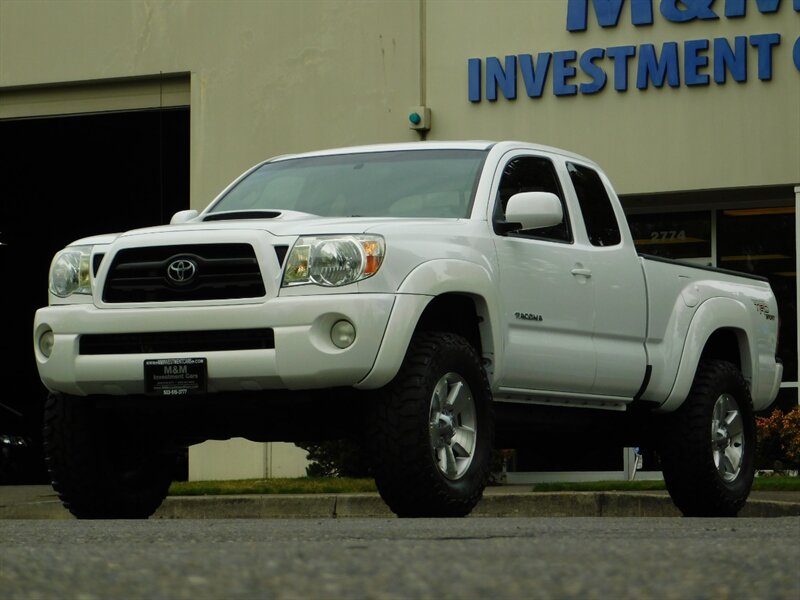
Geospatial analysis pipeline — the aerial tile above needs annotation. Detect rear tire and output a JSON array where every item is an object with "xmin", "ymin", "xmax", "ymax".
[
  {"xmin": 659, "ymin": 360, "xmax": 755, "ymax": 517},
  {"xmin": 43, "ymin": 393, "xmax": 175, "ymax": 519},
  {"xmin": 367, "ymin": 332, "xmax": 494, "ymax": 517}
]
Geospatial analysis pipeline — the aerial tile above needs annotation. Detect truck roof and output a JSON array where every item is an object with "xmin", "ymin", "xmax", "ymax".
[{"xmin": 267, "ymin": 141, "xmax": 598, "ymax": 167}]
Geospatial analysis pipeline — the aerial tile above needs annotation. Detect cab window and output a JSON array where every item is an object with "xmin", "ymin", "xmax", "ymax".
[
  {"xmin": 493, "ymin": 156, "xmax": 572, "ymax": 243},
  {"xmin": 567, "ymin": 163, "xmax": 621, "ymax": 247}
]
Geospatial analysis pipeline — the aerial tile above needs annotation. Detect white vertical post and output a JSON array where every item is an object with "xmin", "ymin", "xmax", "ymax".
[
  {"xmin": 624, "ymin": 447, "xmax": 634, "ymax": 481},
  {"xmin": 795, "ymin": 185, "xmax": 799, "ymax": 404}
]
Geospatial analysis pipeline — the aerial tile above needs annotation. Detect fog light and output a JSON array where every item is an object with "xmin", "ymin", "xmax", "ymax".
[
  {"xmin": 331, "ymin": 320, "xmax": 356, "ymax": 349},
  {"xmin": 39, "ymin": 330, "xmax": 54, "ymax": 358}
]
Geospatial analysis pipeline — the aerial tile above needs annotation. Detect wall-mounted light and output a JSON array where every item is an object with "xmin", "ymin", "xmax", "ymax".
[{"xmin": 408, "ymin": 106, "xmax": 431, "ymax": 131}]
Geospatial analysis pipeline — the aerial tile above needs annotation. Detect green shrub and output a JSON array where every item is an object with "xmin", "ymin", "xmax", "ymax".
[
  {"xmin": 295, "ymin": 439, "xmax": 372, "ymax": 478},
  {"xmin": 756, "ymin": 407, "xmax": 800, "ymax": 471}
]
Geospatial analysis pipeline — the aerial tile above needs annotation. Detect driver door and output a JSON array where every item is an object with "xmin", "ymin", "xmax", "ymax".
[{"xmin": 492, "ymin": 153, "xmax": 597, "ymax": 394}]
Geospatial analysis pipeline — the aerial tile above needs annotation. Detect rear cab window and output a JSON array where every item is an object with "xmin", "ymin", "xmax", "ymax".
[{"xmin": 566, "ymin": 162, "xmax": 621, "ymax": 247}]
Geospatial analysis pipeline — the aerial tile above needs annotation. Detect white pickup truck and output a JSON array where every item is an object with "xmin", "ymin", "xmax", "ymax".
[{"xmin": 34, "ymin": 141, "xmax": 782, "ymax": 519}]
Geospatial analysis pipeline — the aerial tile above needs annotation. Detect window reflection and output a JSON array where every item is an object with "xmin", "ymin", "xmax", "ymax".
[
  {"xmin": 718, "ymin": 207, "xmax": 796, "ymax": 383},
  {"xmin": 628, "ymin": 211, "xmax": 711, "ymax": 264}
]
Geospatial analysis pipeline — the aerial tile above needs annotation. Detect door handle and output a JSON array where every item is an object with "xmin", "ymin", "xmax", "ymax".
[{"xmin": 571, "ymin": 268, "xmax": 592, "ymax": 277}]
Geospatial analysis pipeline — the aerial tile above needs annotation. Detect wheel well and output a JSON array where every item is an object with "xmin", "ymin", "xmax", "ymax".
[
  {"xmin": 415, "ymin": 294, "xmax": 483, "ymax": 355},
  {"xmin": 700, "ymin": 328, "xmax": 743, "ymax": 371}
]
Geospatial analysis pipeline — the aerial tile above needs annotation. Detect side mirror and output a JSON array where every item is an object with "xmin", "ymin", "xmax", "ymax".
[
  {"xmin": 170, "ymin": 209, "xmax": 199, "ymax": 224},
  {"xmin": 504, "ymin": 192, "xmax": 563, "ymax": 231}
]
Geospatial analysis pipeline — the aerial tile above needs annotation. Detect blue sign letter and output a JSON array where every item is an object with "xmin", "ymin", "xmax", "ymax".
[
  {"xmin": 713, "ymin": 37, "xmax": 748, "ymax": 83},
  {"xmin": 607, "ymin": 45, "xmax": 637, "ymax": 90},
  {"xmin": 684, "ymin": 39, "xmax": 710, "ymax": 86},
  {"xmin": 553, "ymin": 51, "xmax": 579, "ymax": 96},
  {"xmin": 725, "ymin": 0, "xmax": 781, "ymax": 18},
  {"xmin": 486, "ymin": 56, "xmax": 517, "ymax": 101},
  {"xmin": 519, "ymin": 53, "xmax": 552, "ymax": 98},
  {"xmin": 468, "ymin": 58, "xmax": 482, "ymax": 102},
  {"xmin": 567, "ymin": 0, "xmax": 654, "ymax": 31},
  {"xmin": 794, "ymin": 36, "xmax": 800, "ymax": 72},
  {"xmin": 637, "ymin": 42, "xmax": 680, "ymax": 88},
  {"xmin": 749, "ymin": 33, "xmax": 781, "ymax": 80},
  {"xmin": 660, "ymin": 0, "xmax": 718, "ymax": 22},
  {"xmin": 580, "ymin": 48, "xmax": 608, "ymax": 93}
]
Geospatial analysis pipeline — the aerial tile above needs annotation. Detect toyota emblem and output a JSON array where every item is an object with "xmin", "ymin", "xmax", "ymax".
[{"xmin": 166, "ymin": 258, "xmax": 198, "ymax": 284}]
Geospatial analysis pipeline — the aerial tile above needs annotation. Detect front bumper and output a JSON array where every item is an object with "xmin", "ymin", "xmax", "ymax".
[{"xmin": 34, "ymin": 294, "xmax": 396, "ymax": 396}]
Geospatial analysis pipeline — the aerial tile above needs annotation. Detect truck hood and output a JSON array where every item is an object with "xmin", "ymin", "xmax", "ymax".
[
  {"xmin": 68, "ymin": 233, "xmax": 124, "ymax": 247},
  {"xmin": 71, "ymin": 213, "xmax": 472, "ymax": 244}
]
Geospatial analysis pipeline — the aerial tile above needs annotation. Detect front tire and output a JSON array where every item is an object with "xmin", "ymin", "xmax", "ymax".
[
  {"xmin": 43, "ymin": 393, "xmax": 176, "ymax": 519},
  {"xmin": 367, "ymin": 332, "xmax": 494, "ymax": 517},
  {"xmin": 659, "ymin": 360, "xmax": 756, "ymax": 517}
]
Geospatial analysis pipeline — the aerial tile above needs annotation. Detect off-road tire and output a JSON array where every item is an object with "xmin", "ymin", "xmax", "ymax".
[
  {"xmin": 367, "ymin": 332, "xmax": 494, "ymax": 517},
  {"xmin": 43, "ymin": 392, "xmax": 175, "ymax": 519},
  {"xmin": 659, "ymin": 360, "xmax": 756, "ymax": 517}
]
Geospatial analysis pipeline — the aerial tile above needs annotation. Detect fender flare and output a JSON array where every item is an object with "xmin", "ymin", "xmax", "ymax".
[
  {"xmin": 659, "ymin": 296, "xmax": 753, "ymax": 412},
  {"xmin": 355, "ymin": 259, "xmax": 503, "ymax": 389}
]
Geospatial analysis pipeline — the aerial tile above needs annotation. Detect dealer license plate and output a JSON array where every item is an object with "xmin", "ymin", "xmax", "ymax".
[{"xmin": 144, "ymin": 358, "xmax": 207, "ymax": 396}]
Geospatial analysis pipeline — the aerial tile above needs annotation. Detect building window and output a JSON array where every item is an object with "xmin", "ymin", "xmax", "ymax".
[
  {"xmin": 717, "ymin": 207, "xmax": 797, "ymax": 388},
  {"xmin": 628, "ymin": 211, "xmax": 711, "ymax": 264}
]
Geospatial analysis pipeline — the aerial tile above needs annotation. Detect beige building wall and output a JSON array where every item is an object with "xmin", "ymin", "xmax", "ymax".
[{"xmin": 188, "ymin": 439, "xmax": 309, "ymax": 481}]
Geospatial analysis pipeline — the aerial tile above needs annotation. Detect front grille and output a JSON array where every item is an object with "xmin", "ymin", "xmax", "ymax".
[
  {"xmin": 79, "ymin": 329, "xmax": 275, "ymax": 355},
  {"xmin": 103, "ymin": 244, "xmax": 265, "ymax": 303}
]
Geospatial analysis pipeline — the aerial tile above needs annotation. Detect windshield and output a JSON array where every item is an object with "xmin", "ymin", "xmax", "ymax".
[{"xmin": 208, "ymin": 149, "xmax": 488, "ymax": 219}]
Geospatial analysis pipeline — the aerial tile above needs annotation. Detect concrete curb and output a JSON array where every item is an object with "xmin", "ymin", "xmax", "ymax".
[
  {"xmin": 3, "ymin": 489, "xmax": 798, "ymax": 519},
  {"xmin": 154, "ymin": 494, "xmax": 398, "ymax": 519},
  {"xmin": 155, "ymin": 492, "xmax": 800, "ymax": 519}
]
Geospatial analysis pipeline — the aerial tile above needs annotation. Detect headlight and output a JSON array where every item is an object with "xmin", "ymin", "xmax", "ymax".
[
  {"xmin": 49, "ymin": 245, "xmax": 93, "ymax": 297},
  {"xmin": 283, "ymin": 235, "xmax": 385, "ymax": 287}
]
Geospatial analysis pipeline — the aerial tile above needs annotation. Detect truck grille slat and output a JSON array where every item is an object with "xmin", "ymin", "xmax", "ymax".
[{"xmin": 114, "ymin": 257, "xmax": 258, "ymax": 272}]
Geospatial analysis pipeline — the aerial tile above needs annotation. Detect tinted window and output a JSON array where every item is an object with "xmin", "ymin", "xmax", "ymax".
[
  {"xmin": 567, "ymin": 163, "xmax": 621, "ymax": 247},
  {"xmin": 718, "ymin": 207, "xmax": 796, "ymax": 382},
  {"xmin": 209, "ymin": 150, "xmax": 487, "ymax": 219},
  {"xmin": 494, "ymin": 156, "xmax": 571, "ymax": 242}
]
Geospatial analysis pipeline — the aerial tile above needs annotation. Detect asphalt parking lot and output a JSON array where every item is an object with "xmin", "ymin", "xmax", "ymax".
[{"xmin": 2, "ymin": 517, "xmax": 799, "ymax": 599}]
